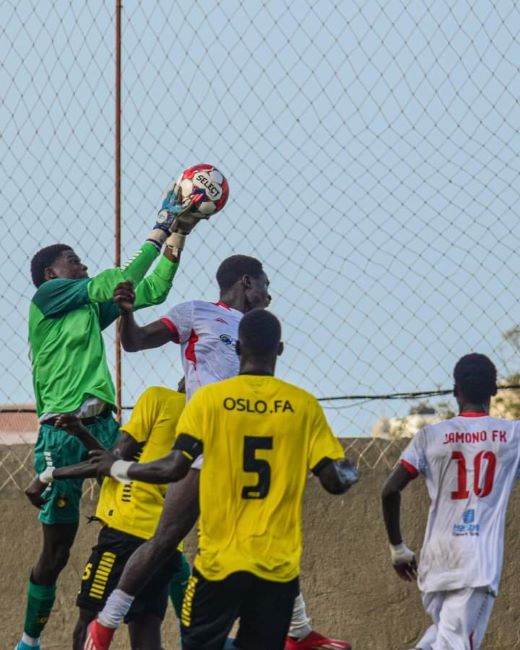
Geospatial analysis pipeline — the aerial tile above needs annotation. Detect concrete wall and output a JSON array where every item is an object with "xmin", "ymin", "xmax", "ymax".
[{"xmin": 1, "ymin": 443, "xmax": 519, "ymax": 649}]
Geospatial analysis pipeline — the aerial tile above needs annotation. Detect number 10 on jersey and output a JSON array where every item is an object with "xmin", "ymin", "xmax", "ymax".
[{"xmin": 451, "ymin": 450, "xmax": 496, "ymax": 500}]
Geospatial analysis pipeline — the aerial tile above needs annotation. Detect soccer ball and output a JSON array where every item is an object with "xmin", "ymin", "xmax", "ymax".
[{"xmin": 175, "ymin": 163, "xmax": 229, "ymax": 217}]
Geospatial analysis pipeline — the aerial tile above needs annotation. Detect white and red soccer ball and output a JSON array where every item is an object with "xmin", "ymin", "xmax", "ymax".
[{"xmin": 175, "ymin": 163, "xmax": 229, "ymax": 217}]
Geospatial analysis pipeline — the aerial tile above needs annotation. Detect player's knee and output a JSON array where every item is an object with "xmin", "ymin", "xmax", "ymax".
[{"xmin": 47, "ymin": 543, "xmax": 72, "ymax": 574}]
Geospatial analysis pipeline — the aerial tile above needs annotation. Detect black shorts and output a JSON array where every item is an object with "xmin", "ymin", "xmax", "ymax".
[
  {"xmin": 181, "ymin": 568, "xmax": 299, "ymax": 650},
  {"xmin": 76, "ymin": 526, "xmax": 181, "ymax": 623}
]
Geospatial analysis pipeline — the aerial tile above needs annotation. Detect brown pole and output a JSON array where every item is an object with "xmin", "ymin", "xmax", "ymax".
[{"xmin": 114, "ymin": 0, "xmax": 123, "ymax": 420}]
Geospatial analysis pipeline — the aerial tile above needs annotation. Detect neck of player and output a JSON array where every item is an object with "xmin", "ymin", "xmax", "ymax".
[
  {"xmin": 458, "ymin": 399, "xmax": 490, "ymax": 414},
  {"xmin": 219, "ymin": 289, "xmax": 247, "ymax": 312},
  {"xmin": 239, "ymin": 353, "xmax": 277, "ymax": 377}
]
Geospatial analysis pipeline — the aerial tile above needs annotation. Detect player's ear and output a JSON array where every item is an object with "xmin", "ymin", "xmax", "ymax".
[
  {"xmin": 235, "ymin": 341, "xmax": 241, "ymax": 357},
  {"xmin": 277, "ymin": 341, "xmax": 284, "ymax": 357},
  {"xmin": 242, "ymin": 274, "xmax": 252, "ymax": 289},
  {"xmin": 44, "ymin": 265, "xmax": 57, "ymax": 281}
]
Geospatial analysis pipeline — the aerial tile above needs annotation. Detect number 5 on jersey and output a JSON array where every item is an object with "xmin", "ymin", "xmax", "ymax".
[{"xmin": 242, "ymin": 436, "xmax": 273, "ymax": 499}]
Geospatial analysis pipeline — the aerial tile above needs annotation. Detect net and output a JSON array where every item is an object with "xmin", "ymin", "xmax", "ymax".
[{"xmin": 2, "ymin": 1, "xmax": 520, "ymax": 441}]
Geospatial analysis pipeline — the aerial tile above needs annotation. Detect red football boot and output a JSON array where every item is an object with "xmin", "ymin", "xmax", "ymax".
[
  {"xmin": 285, "ymin": 630, "xmax": 352, "ymax": 650},
  {"xmin": 83, "ymin": 619, "xmax": 115, "ymax": 650}
]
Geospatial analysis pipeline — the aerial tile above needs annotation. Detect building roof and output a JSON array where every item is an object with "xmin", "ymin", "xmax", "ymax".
[{"xmin": 0, "ymin": 404, "xmax": 38, "ymax": 444}]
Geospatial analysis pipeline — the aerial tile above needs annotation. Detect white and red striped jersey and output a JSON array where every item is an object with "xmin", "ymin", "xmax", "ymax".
[
  {"xmin": 400, "ymin": 413, "xmax": 520, "ymax": 595},
  {"xmin": 161, "ymin": 300, "xmax": 242, "ymax": 400}
]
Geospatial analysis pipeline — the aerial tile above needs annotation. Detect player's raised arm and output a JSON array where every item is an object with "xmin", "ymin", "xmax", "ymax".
[
  {"xmin": 381, "ymin": 465, "xmax": 417, "ymax": 581},
  {"xmin": 88, "ymin": 185, "xmax": 196, "ymax": 308},
  {"xmin": 113, "ymin": 281, "xmax": 173, "ymax": 351},
  {"xmin": 30, "ymin": 185, "xmax": 193, "ymax": 326},
  {"xmin": 124, "ymin": 167, "xmax": 229, "ymax": 313}
]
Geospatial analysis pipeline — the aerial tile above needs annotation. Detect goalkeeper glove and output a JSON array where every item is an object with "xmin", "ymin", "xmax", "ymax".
[
  {"xmin": 147, "ymin": 185, "xmax": 193, "ymax": 250},
  {"xmin": 161, "ymin": 182, "xmax": 211, "ymax": 253}
]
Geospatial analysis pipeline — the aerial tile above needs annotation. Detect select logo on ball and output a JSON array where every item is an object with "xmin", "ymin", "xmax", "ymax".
[{"xmin": 193, "ymin": 171, "xmax": 223, "ymax": 200}]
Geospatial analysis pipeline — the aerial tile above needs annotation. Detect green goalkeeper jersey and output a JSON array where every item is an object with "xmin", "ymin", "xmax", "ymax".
[{"xmin": 29, "ymin": 243, "xmax": 177, "ymax": 417}]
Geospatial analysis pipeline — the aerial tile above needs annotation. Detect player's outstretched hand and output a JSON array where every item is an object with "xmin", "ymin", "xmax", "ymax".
[
  {"xmin": 155, "ymin": 184, "xmax": 195, "ymax": 235},
  {"xmin": 113, "ymin": 281, "xmax": 135, "ymax": 314},
  {"xmin": 390, "ymin": 542, "xmax": 417, "ymax": 581},
  {"xmin": 55, "ymin": 414, "xmax": 90, "ymax": 438},
  {"xmin": 25, "ymin": 475, "xmax": 52, "ymax": 509},
  {"xmin": 88, "ymin": 449, "xmax": 118, "ymax": 478}
]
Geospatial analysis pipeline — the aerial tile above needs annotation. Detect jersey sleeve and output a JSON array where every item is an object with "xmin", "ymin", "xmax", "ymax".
[
  {"xmin": 86, "ymin": 242, "xmax": 160, "ymax": 303},
  {"xmin": 132, "ymin": 256, "xmax": 179, "ymax": 311},
  {"xmin": 120, "ymin": 387, "xmax": 160, "ymax": 444},
  {"xmin": 96, "ymin": 256, "xmax": 180, "ymax": 330},
  {"xmin": 308, "ymin": 399, "xmax": 345, "ymax": 471},
  {"xmin": 161, "ymin": 301, "xmax": 195, "ymax": 344},
  {"xmin": 399, "ymin": 427, "xmax": 427, "ymax": 477}
]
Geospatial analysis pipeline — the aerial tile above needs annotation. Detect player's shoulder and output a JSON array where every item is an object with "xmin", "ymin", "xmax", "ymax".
[
  {"xmin": 31, "ymin": 277, "xmax": 90, "ymax": 316},
  {"xmin": 191, "ymin": 300, "xmax": 241, "ymax": 317},
  {"xmin": 421, "ymin": 414, "xmax": 520, "ymax": 438},
  {"xmin": 267, "ymin": 376, "xmax": 320, "ymax": 407},
  {"xmin": 166, "ymin": 299, "xmax": 224, "ymax": 316},
  {"xmin": 32, "ymin": 277, "xmax": 84, "ymax": 301},
  {"xmin": 139, "ymin": 385, "xmax": 184, "ymax": 404}
]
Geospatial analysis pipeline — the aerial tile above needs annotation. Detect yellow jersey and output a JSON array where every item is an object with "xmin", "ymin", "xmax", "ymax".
[
  {"xmin": 175, "ymin": 374, "xmax": 345, "ymax": 582},
  {"xmin": 96, "ymin": 386, "xmax": 185, "ymax": 540}
]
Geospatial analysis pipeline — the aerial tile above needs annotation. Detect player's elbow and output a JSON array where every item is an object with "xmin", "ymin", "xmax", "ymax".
[
  {"xmin": 318, "ymin": 471, "xmax": 352, "ymax": 495},
  {"xmin": 317, "ymin": 458, "xmax": 359, "ymax": 495},
  {"xmin": 381, "ymin": 478, "xmax": 399, "ymax": 502},
  {"xmin": 121, "ymin": 338, "xmax": 140, "ymax": 352},
  {"xmin": 323, "ymin": 478, "xmax": 350, "ymax": 495},
  {"xmin": 156, "ymin": 460, "xmax": 190, "ymax": 484}
]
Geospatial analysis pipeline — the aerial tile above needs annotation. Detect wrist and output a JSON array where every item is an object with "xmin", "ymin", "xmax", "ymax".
[
  {"xmin": 110, "ymin": 460, "xmax": 133, "ymax": 484},
  {"xmin": 146, "ymin": 229, "xmax": 168, "ymax": 251},
  {"xmin": 390, "ymin": 541, "xmax": 414, "ymax": 564},
  {"xmin": 165, "ymin": 231, "xmax": 186, "ymax": 256},
  {"xmin": 39, "ymin": 467, "xmax": 55, "ymax": 484}
]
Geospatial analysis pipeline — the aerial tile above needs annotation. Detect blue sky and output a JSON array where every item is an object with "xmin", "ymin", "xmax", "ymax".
[{"xmin": 1, "ymin": 1, "xmax": 520, "ymax": 435}]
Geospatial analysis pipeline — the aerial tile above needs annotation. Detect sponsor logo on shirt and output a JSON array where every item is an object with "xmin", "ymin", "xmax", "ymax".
[{"xmin": 453, "ymin": 509, "xmax": 480, "ymax": 536}]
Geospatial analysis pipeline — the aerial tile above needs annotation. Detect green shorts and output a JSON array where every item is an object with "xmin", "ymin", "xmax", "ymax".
[{"xmin": 34, "ymin": 413, "xmax": 120, "ymax": 525}]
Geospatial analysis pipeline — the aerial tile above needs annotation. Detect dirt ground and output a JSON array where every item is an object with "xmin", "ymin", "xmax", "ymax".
[{"xmin": 1, "ymin": 445, "xmax": 520, "ymax": 649}]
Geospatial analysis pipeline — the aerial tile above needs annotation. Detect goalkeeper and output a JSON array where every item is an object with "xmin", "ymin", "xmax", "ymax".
[{"xmin": 15, "ymin": 185, "xmax": 201, "ymax": 650}]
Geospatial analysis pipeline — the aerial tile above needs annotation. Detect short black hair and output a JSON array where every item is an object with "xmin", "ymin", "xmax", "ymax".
[
  {"xmin": 239, "ymin": 309, "xmax": 281, "ymax": 356},
  {"xmin": 216, "ymin": 255, "xmax": 264, "ymax": 291},
  {"xmin": 31, "ymin": 244, "xmax": 73, "ymax": 288},
  {"xmin": 453, "ymin": 353, "xmax": 497, "ymax": 403}
]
